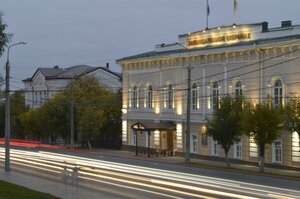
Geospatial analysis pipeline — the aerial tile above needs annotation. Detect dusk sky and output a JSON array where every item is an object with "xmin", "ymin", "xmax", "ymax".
[{"xmin": 1, "ymin": 0, "xmax": 300, "ymax": 90}]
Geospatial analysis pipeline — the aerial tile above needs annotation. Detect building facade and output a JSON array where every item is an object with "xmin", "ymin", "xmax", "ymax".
[
  {"xmin": 117, "ymin": 21, "xmax": 300, "ymax": 168},
  {"xmin": 23, "ymin": 64, "xmax": 122, "ymax": 109}
]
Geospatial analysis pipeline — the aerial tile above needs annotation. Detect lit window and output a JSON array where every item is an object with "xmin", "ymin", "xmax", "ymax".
[
  {"xmin": 249, "ymin": 136, "xmax": 258, "ymax": 157},
  {"xmin": 274, "ymin": 80, "xmax": 282, "ymax": 107},
  {"xmin": 192, "ymin": 83, "xmax": 198, "ymax": 111},
  {"xmin": 292, "ymin": 132, "xmax": 300, "ymax": 162}
]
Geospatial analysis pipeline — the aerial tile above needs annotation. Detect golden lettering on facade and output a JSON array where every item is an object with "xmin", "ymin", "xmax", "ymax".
[{"xmin": 188, "ymin": 32, "xmax": 251, "ymax": 47}]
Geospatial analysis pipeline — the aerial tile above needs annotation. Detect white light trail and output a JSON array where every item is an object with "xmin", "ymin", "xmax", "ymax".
[{"xmin": 1, "ymin": 147, "xmax": 299, "ymax": 199}]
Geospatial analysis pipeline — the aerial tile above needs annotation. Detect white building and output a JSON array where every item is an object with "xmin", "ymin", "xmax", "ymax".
[
  {"xmin": 117, "ymin": 21, "xmax": 300, "ymax": 168},
  {"xmin": 23, "ymin": 64, "xmax": 121, "ymax": 108}
]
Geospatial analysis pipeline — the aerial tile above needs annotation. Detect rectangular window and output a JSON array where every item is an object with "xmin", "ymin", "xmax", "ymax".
[
  {"xmin": 272, "ymin": 140, "xmax": 282, "ymax": 163},
  {"xmin": 122, "ymin": 120, "xmax": 127, "ymax": 142},
  {"xmin": 192, "ymin": 88, "xmax": 198, "ymax": 111},
  {"xmin": 201, "ymin": 132, "xmax": 208, "ymax": 146},
  {"xmin": 292, "ymin": 132, "xmax": 300, "ymax": 162},
  {"xmin": 154, "ymin": 130, "xmax": 160, "ymax": 146},
  {"xmin": 249, "ymin": 136, "xmax": 258, "ymax": 157},
  {"xmin": 211, "ymin": 138, "xmax": 218, "ymax": 156},
  {"xmin": 176, "ymin": 124, "xmax": 183, "ymax": 148},
  {"xmin": 191, "ymin": 135, "xmax": 198, "ymax": 153},
  {"xmin": 234, "ymin": 138, "xmax": 242, "ymax": 159},
  {"xmin": 132, "ymin": 131, "xmax": 137, "ymax": 145}
]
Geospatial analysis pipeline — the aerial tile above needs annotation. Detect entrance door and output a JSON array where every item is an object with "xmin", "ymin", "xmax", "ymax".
[{"xmin": 167, "ymin": 131, "xmax": 174, "ymax": 151}]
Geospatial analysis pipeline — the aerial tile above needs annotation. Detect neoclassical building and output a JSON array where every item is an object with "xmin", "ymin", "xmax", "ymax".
[
  {"xmin": 23, "ymin": 64, "xmax": 122, "ymax": 109},
  {"xmin": 117, "ymin": 21, "xmax": 300, "ymax": 167}
]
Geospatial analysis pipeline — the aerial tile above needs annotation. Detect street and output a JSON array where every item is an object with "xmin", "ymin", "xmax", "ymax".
[{"xmin": 0, "ymin": 147, "xmax": 300, "ymax": 199}]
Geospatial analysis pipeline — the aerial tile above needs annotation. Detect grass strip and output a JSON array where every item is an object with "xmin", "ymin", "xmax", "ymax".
[{"xmin": 0, "ymin": 180, "xmax": 60, "ymax": 199}]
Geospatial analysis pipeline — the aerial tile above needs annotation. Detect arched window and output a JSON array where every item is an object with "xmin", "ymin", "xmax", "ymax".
[
  {"xmin": 131, "ymin": 85, "xmax": 138, "ymax": 109},
  {"xmin": 167, "ymin": 83, "xmax": 174, "ymax": 109},
  {"xmin": 192, "ymin": 83, "xmax": 198, "ymax": 110},
  {"xmin": 146, "ymin": 85, "xmax": 153, "ymax": 109},
  {"xmin": 235, "ymin": 81, "xmax": 242, "ymax": 96},
  {"xmin": 212, "ymin": 82, "xmax": 219, "ymax": 109},
  {"xmin": 274, "ymin": 79, "xmax": 282, "ymax": 107}
]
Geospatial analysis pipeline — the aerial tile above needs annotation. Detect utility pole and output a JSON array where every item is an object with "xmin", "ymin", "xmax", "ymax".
[
  {"xmin": 5, "ymin": 53, "xmax": 11, "ymax": 172},
  {"xmin": 176, "ymin": 42, "xmax": 191, "ymax": 163},
  {"xmin": 5, "ymin": 41, "xmax": 26, "ymax": 172},
  {"xmin": 70, "ymin": 83, "xmax": 75, "ymax": 149},
  {"xmin": 185, "ymin": 58, "xmax": 191, "ymax": 163}
]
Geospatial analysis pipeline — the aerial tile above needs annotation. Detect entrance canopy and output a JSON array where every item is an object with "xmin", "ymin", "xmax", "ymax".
[{"xmin": 131, "ymin": 121, "xmax": 176, "ymax": 131}]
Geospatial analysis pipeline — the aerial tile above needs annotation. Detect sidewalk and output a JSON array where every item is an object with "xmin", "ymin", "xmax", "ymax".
[{"xmin": 68, "ymin": 148, "xmax": 300, "ymax": 180}]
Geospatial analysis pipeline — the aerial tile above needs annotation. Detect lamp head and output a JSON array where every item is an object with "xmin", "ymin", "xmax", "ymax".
[{"xmin": 19, "ymin": 41, "xmax": 27, "ymax": 45}]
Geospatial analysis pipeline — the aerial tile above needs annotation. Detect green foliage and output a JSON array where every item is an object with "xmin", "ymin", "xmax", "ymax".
[
  {"xmin": 284, "ymin": 97, "xmax": 300, "ymax": 142},
  {"xmin": 0, "ymin": 92, "xmax": 27, "ymax": 138},
  {"xmin": 71, "ymin": 76, "xmax": 121, "ymax": 144},
  {"xmin": 0, "ymin": 12, "xmax": 12, "ymax": 56},
  {"xmin": 206, "ymin": 95, "xmax": 243, "ymax": 167},
  {"xmin": 242, "ymin": 100, "xmax": 283, "ymax": 146},
  {"xmin": 19, "ymin": 76, "xmax": 122, "ymax": 148},
  {"xmin": 241, "ymin": 99, "xmax": 283, "ymax": 173}
]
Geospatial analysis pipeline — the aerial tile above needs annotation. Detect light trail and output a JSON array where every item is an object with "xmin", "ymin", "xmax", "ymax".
[{"xmin": 0, "ymin": 148, "xmax": 299, "ymax": 199}]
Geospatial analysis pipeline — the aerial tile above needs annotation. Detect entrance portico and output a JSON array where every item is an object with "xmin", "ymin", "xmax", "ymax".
[{"xmin": 131, "ymin": 121, "xmax": 176, "ymax": 157}]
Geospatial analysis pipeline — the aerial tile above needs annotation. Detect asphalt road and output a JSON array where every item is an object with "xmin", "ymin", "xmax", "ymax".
[{"xmin": 1, "ymin": 147, "xmax": 300, "ymax": 199}]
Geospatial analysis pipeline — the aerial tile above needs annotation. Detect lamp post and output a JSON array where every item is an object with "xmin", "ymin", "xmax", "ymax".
[
  {"xmin": 5, "ymin": 41, "xmax": 26, "ymax": 172},
  {"xmin": 176, "ymin": 42, "xmax": 191, "ymax": 163}
]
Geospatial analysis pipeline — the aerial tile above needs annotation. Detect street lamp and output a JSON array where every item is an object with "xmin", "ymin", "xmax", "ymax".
[
  {"xmin": 176, "ymin": 42, "xmax": 191, "ymax": 163},
  {"xmin": 5, "ymin": 41, "xmax": 26, "ymax": 172}
]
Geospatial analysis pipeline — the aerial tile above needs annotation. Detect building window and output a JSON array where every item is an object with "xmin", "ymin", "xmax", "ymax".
[
  {"xmin": 235, "ymin": 81, "xmax": 242, "ymax": 96},
  {"xmin": 176, "ymin": 123, "xmax": 183, "ymax": 149},
  {"xmin": 122, "ymin": 120, "xmax": 127, "ymax": 142},
  {"xmin": 234, "ymin": 137, "xmax": 242, "ymax": 159},
  {"xmin": 191, "ymin": 135, "xmax": 198, "ymax": 153},
  {"xmin": 166, "ymin": 83, "xmax": 174, "ymax": 110},
  {"xmin": 35, "ymin": 92, "xmax": 38, "ymax": 106},
  {"xmin": 211, "ymin": 138, "xmax": 218, "ymax": 156},
  {"xmin": 272, "ymin": 140, "xmax": 282, "ymax": 163},
  {"xmin": 249, "ymin": 136, "xmax": 258, "ymax": 157},
  {"xmin": 212, "ymin": 82, "xmax": 219, "ymax": 109},
  {"xmin": 131, "ymin": 86, "xmax": 138, "ymax": 109},
  {"xmin": 146, "ymin": 85, "xmax": 153, "ymax": 109},
  {"xmin": 192, "ymin": 83, "xmax": 198, "ymax": 111},
  {"xmin": 201, "ymin": 132, "xmax": 207, "ymax": 146},
  {"xmin": 132, "ymin": 131, "xmax": 137, "ymax": 145},
  {"xmin": 292, "ymin": 132, "xmax": 300, "ymax": 162},
  {"xmin": 274, "ymin": 79, "xmax": 282, "ymax": 107}
]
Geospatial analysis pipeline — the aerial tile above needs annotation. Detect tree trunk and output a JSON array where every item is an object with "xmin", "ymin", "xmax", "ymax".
[
  {"xmin": 87, "ymin": 139, "xmax": 92, "ymax": 150},
  {"xmin": 225, "ymin": 152, "xmax": 230, "ymax": 168},
  {"xmin": 259, "ymin": 144, "xmax": 265, "ymax": 173}
]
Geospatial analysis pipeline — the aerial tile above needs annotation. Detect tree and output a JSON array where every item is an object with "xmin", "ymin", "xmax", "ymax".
[
  {"xmin": 70, "ymin": 76, "xmax": 121, "ymax": 148},
  {"xmin": 284, "ymin": 97, "xmax": 300, "ymax": 147},
  {"xmin": 242, "ymin": 99, "xmax": 283, "ymax": 173},
  {"xmin": 0, "ymin": 91, "xmax": 27, "ymax": 138},
  {"xmin": 0, "ymin": 12, "xmax": 11, "ymax": 56},
  {"xmin": 207, "ymin": 95, "xmax": 243, "ymax": 168}
]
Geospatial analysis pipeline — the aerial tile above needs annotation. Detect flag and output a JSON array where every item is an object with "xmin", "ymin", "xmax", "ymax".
[
  {"xmin": 234, "ymin": 0, "xmax": 238, "ymax": 16},
  {"xmin": 207, "ymin": 4, "xmax": 210, "ymax": 16}
]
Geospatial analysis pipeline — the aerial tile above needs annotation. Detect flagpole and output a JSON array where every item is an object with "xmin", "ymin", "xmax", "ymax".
[
  {"xmin": 233, "ymin": 0, "xmax": 237, "ymax": 25},
  {"xmin": 206, "ymin": 0, "xmax": 209, "ymax": 29}
]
